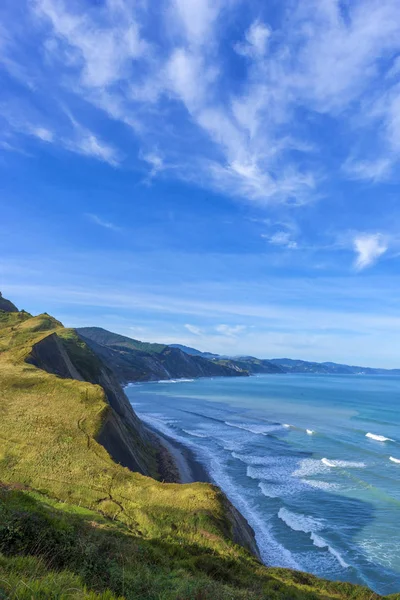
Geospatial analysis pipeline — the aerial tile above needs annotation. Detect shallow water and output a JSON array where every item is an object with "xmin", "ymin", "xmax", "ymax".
[{"xmin": 126, "ymin": 374, "xmax": 400, "ymax": 595}]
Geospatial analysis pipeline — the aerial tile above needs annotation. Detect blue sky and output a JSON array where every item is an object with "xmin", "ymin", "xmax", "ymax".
[{"xmin": 1, "ymin": 0, "xmax": 400, "ymax": 367}]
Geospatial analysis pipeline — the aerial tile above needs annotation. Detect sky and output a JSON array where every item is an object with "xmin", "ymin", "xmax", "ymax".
[{"xmin": 1, "ymin": 0, "xmax": 400, "ymax": 367}]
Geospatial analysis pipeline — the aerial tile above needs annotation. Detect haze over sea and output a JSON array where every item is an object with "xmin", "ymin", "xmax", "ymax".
[{"xmin": 126, "ymin": 374, "xmax": 400, "ymax": 596}]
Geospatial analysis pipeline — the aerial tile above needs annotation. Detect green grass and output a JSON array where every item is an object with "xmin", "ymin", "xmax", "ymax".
[
  {"xmin": 76, "ymin": 327, "xmax": 167, "ymax": 354},
  {"xmin": 0, "ymin": 306, "xmax": 396, "ymax": 599}
]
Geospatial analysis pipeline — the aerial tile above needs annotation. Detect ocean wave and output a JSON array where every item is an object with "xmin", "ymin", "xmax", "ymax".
[
  {"xmin": 139, "ymin": 412, "xmax": 300, "ymax": 570},
  {"xmin": 182, "ymin": 429, "xmax": 208, "ymax": 438},
  {"xmin": 389, "ymin": 456, "xmax": 400, "ymax": 464},
  {"xmin": 159, "ymin": 378, "xmax": 195, "ymax": 383},
  {"xmin": 232, "ymin": 452, "xmax": 277, "ymax": 466},
  {"xmin": 278, "ymin": 507, "xmax": 324, "ymax": 534},
  {"xmin": 292, "ymin": 458, "xmax": 331, "ymax": 477},
  {"xmin": 225, "ymin": 421, "xmax": 283, "ymax": 435},
  {"xmin": 278, "ymin": 509, "xmax": 349, "ymax": 570},
  {"xmin": 310, "ymin": 533, "xmax": 349, "ymax": 569},
  {"xmin": 283, "ymin": 423, "xmax": 292, "ymax": 428},
  {"xmin": 366, "ymin": 432, "xmax": 394, "ymax": 442},
  {"xmin": 321, "ymin": 458, "xmax": 366, "ymax": 468},
  {"xmin": 144, "ymin": 413, "xmax": 179, "ymax": 424},
  {"xmin": 306, "ymin": 429, "xmax": 315, "ymax": 435},
  {"xmin": 301, "ymin": 479, "xmax": 340, "ymax": 491}
]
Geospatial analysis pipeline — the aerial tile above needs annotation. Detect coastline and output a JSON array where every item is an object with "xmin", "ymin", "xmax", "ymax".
[
  {"xmin": 146, "ymin": 423, "xmax": 210, "ymax": 483},
  {"xmin": 145, "ymin": 422, "xmax": 262, "ymax": 560}
]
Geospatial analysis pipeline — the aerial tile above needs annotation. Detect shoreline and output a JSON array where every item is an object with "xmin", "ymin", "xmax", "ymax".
[
  {"xmin": 146, "ymin": 423, "xmax": 210, "ymax": 484},
  {"xmin": 146, "ymin": 422, "xmax": 261, "ymax": 560}
]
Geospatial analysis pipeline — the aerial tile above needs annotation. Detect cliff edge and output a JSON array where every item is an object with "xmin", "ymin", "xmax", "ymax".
[{"xmin": 0, "ymin": 295, "xmax": 386, "ymax": 600}]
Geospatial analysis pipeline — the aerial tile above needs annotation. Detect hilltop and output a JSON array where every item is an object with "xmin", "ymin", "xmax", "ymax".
[{"xmin": 0, "ymin": 294, "xmax": 395, "ymax": 599}]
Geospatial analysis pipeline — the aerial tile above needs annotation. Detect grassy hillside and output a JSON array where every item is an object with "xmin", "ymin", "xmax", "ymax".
[
  {"xmin": 77, "ymin": 326, "xmax": 168, "ymax": 355},
  {"xmin": 0, "ymin": 298, "xmax": 394, "ymax": 599}
]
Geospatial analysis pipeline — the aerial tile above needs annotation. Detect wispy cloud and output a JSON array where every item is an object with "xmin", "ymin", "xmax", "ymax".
[
  {"xmin": 262, "ymin": 231, "xmax": 298, "ymax": 250},
  {"xmin": 215, "ymin": 324, "xmax": 247, "ymax": 337},
  {"xmin": 65, "ymin": 126, "xmax": 120, "ymax": 166},
  {"xmin": 353, "ymin": 233, "xmax": 388, "ymax": 270},
  {"xmin": 86, "ymin": 213, "xmax": 121, "ymax": 232},
  {"xmin": 343, "ymin": 157, "xmax": 393, "ymax": 182},
  {"xmin": 140, "ymin": 150, "xmax": 165, "ymax": 179},
  {"xmin": 0, "ymin": 106, "xmax": 119, "ymax": 165},
  {"xmin": 2, "ymin": 0, "xmax": 400, "ymax": 248},
  {"xmin": 184, "ymin": 323, "xmax": 203, "ymax": 336}
]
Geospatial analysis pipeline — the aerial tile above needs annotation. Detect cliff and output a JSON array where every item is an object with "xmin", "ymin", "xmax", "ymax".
[{"xmin": 0, "ymin": 295, "xmax": 387, "ymax": 600}]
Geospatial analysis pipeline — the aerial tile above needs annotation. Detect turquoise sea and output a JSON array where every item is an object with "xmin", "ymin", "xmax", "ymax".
[{"xmin": 126, "ymin": 374, "xmax": 400, "ymax": 595}]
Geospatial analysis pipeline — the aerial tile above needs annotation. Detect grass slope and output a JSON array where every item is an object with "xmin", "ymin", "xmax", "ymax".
[{"xmin": 0, "ymin": 303, "xmax": 395, "ymax": 599}]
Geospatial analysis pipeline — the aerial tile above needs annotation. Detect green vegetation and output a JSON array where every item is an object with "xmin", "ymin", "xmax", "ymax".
[
  {"xmin": 0, "ymin": 300, "xmax": 395, "ymax": 599},
  {"xmin": 77, "ymin": 327, "xmax": 168, "ymax": 355}
]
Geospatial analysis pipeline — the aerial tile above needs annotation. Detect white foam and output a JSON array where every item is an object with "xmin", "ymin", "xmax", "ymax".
[
  {"xmin": 306, "ymin": 429, "xmax": 314, "ymax": 435},
  {"xmin": 310, "ymin": 533, "xmax": 349, "ymax": 569},
  {"xmin": 283, "ymin": 424, "xmax": 292, "ymax": 428},
  {"xmin": 292, "ymin": 459, "xmax": 331, "ymax": 478},
  {"xmin": 366, "ymin": 432, "xmax": 394, "ymax": 442},
  {"xmin": 321, "ymin": 458, "xmax": 366, "ymax": 468},
  {"xmin": 182, "ymin": 429, "xmax": 208, "ymax": 439},
  {"xmin": 160, "ymin": 378, "xmax": 195, "ymax": 383},
  {"xmin": 279, "ymin": 509, "xmax": 349, "ymax": 571},
  {"xmin": 232, "ymin": 452, "xmax": 277, "ymax": 466},
  {"xmin": 278, "ymin": 508, "xmax": 324, "ymax": 534},
  {"xmin": 301, "ymin": 479, "xmax": 340, "ymax": 491},
  {"xmin": 225, "ymin": 421, "xmax": 283, "ymax": 435},
  {"xmin": 389, "ymin": 456, "xmax": 400, "ymax": 464},
  {"xmin": 138, "ymin": 412, "xmax": 300, "ymax": 570}
]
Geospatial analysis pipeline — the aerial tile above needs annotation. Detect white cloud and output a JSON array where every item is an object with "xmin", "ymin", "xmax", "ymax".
[
  {"xmin": 353, "ymin": 233, "xmax": 388, "ymax": 270},
  {"xmin": 215, "ymin": 324, "xmax": 246, "ymax": 337},
  {"xmin": 262, "ymin": 231, "xmax": 298, "ymax": 249},
  {"xmin": 235, "ymin": 20, "xmax": 271, "ymax": 58},
  {"xmin": 4, "ymin": 0, "xmax": 400, "ymax": 205},
  {"xmin": 343, "ymin": 157, "xmax": 393, "ymax": 182},
  {"xmin": 170, "ymin": 0, "xmax": 222, "ymax": 46},
  {"xmin": 86, "ymin": 213, "xmax": 120, "ymax": 231},
  {"xmin": 35, "ymin": 0, "xmax": 147, "ymax": 88},
  {"xmin": 31, "ymin": 127, "xmax": 54, "ymax": 142},
  {"xmin": 140, "ymin": 150, "xmax": 164, "ymax": 178},
  {"xmin": 184, "ymin": 323, "xmax": 203, "ymax": 335},
  {"xmin": 65, "ymin": 127, "xmax": 120, "ymax": 166}
]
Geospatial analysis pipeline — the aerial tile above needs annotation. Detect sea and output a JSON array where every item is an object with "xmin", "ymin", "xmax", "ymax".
[{"xmin": 125, "ymin": 374, "xmax": 400, "ymax": 596}]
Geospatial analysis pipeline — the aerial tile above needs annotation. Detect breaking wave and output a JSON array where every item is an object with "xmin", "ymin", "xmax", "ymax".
[
  {"xmin": 225, "ymin": 421, "xmax": 283, "ymax": 435},
  {"xmin": 321, "ymin": 458, "xmax": 366, "ymax": 468},
  {"xmin": 310, "ymin": 533, "xmax": 350, "ymax": 569},
  {"xmin": 278, "ymin": 508, "xmax": 349, "ymax": 570},
  {"xmin": 366, "ymin": 432, "xmax": 394, "ymax": 442}
]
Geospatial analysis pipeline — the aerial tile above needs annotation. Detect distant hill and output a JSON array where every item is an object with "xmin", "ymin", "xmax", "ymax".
[
  {"xmin": 169, "ymin": 343, "xmax": 219, "ymax": 358},
  {"xmin": 77, "ymin": 327, "xmax": 249, "ymax": 383},
  {"xmin": 168, "ymin": 341, "xmax": 400, "ymax": 375},
  {"xmin": 213, "ymin": 356, "xmax": 284, "ymax": 374},
  {"xmin": 269, "ymin": 358, "xmax": 400, "ymax": 375}
]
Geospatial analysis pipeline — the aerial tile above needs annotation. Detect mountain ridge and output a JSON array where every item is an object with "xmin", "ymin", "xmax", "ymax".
[
  {"xmin": 168, "ymin": 343, "xmax": 400, "ymax": 375},
  {"xmin": 77, "ymin": 326, "xmax": 249, "ymax": 382}
]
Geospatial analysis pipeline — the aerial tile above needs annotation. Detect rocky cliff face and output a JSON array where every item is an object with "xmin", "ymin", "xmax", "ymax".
[
  {"xmin": 77, "ymin": 327, "xmax": 249, "ymax": 383},
  {"xmin": 24, "ymin": 324, "xmax": 157, "ymax": 477}
]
